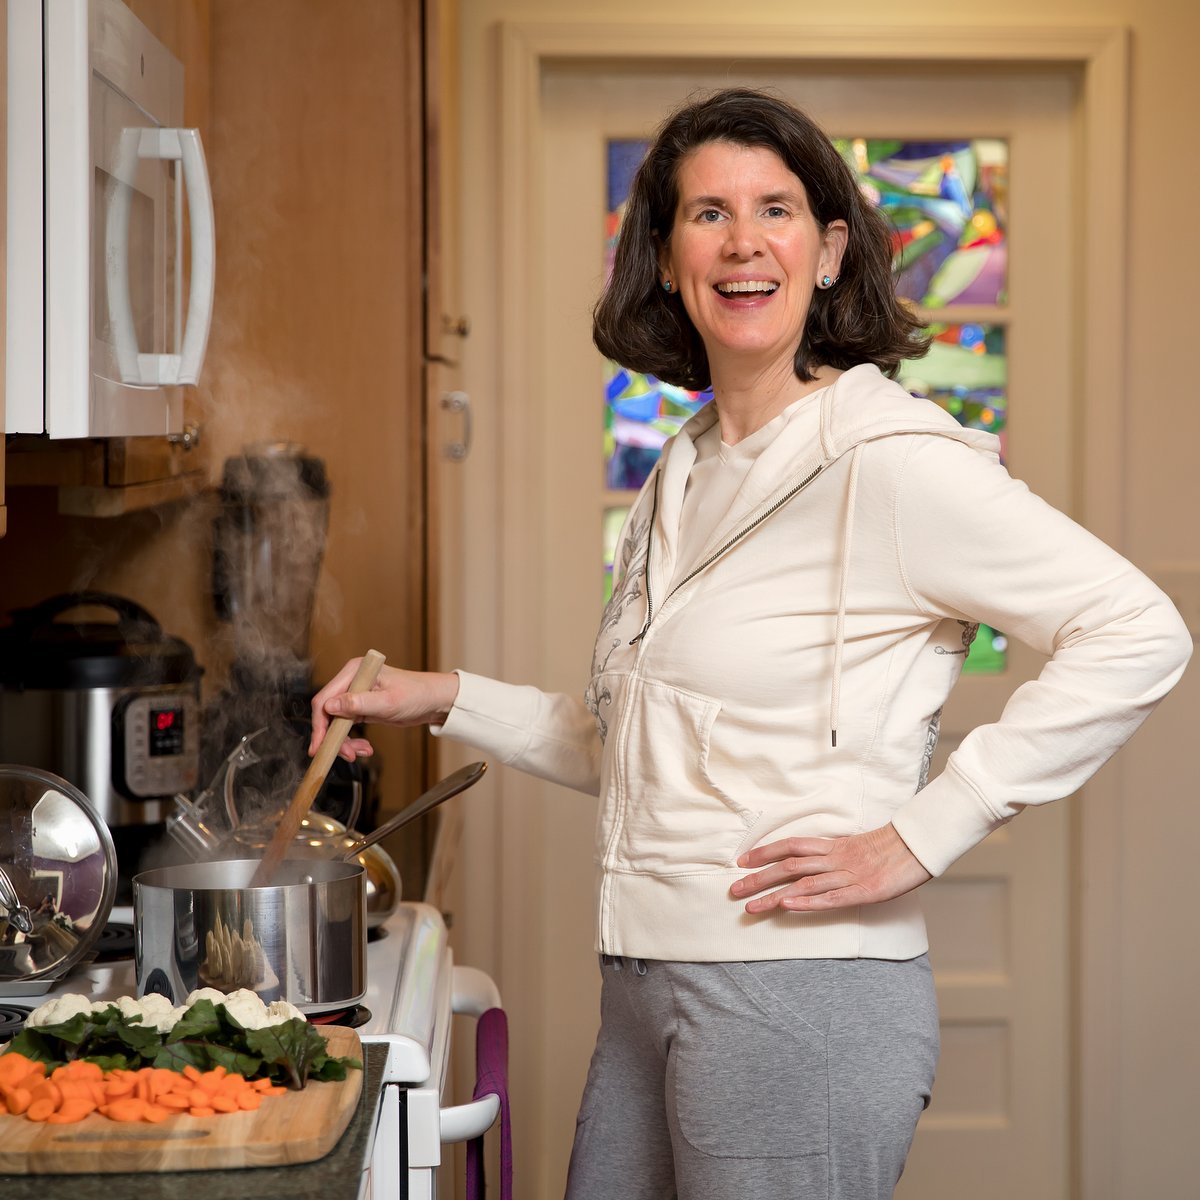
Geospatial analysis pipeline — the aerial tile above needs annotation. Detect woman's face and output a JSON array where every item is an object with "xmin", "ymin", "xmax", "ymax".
[{"xmin": 658, "ymin": 141, "xmax": 846, "ymax": 379}]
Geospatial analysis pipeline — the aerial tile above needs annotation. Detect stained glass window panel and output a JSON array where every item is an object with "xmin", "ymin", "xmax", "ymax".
[
  {"xmin": 899, "ymin": 322, "xmax": 1007, "ymax": 460},
  {"xmin": 602, "ymin": 506, "xmax": 630, "ymax": 605},
  {"xmin": 964, "ymin": 625, "xmax": 1007, "ymax": 675},
  {"xmin": 834, "ymin": 138, "xmax": 1008, "ymax": 307}
]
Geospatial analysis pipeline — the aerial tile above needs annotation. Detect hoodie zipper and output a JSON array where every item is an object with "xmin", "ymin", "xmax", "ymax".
[
  {"xmin": 627, "ymin": 471, "xmax": 661, "ymax": 645},
  {"xmin": 600, "ymin": 459, "xmax": 826, "ymax": 945},
  {"xmin": 628, "ymin": 463, "xmax": 824, "ymax": 645}
]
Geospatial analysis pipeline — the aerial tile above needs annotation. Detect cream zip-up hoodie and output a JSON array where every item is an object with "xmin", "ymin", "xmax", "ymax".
[{"xmin": 437, "ymin": 364, "xmax": 1192, "ymax": 961}]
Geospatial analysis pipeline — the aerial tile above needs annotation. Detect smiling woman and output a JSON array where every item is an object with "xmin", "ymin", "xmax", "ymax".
[
  {"xmin": 309, "ymin": 86, "xmax": 1191, "ymax": 1200},
  {"xmin": 655, "ymin": 142, "xmax": 846, "ymax": 438}
]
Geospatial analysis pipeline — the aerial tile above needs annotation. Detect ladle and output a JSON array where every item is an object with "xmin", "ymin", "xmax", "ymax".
[
  {"xmin": 251, "ymin": 649, "xmax": 386, "ymax": 886},
  {"xmin": 339, "ymin": 761, "xmax": 487, "ymax": 861}
]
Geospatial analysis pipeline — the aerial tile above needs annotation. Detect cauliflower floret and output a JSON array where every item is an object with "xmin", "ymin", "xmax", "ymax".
[
  {"xmin": 111, "ymin": 995, "xmax": 149, "ymax": 1023},
  {"xmin": 25, "ymin": 993, "xmax": 94, "ymax": 1028},
  {"xmin": 135, "ymin": 993, "xmax": 186, "ymax": 1033},
  {"xmin": 219, "ymin": 989, "xmax": 271, "ymax": 1031},
  {"xmin": 266, "ymin": 1000, "xmax": 306, "ymax": 1026},
  {"xmin": 184, "ymin": 987, "xmax": 232, "ymax": 1008}
]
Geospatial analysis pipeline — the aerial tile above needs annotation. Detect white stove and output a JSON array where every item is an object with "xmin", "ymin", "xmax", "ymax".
[{"xmin": 0, "ymin": 901, "xmax": 502, "ymax": 1199}]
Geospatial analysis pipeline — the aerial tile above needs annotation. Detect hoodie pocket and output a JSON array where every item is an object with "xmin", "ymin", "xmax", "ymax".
[{"xmin": 616, "ymin": 680, "xmax": 760, "ymax": 873}]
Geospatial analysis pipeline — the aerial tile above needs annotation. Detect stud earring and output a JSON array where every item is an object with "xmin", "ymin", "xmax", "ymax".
[
  {"xmin": 820, "ymin": 275, "xmax": 834, "ymax": 289},
  {"xmin": 662, "ymin": 280, "xmax": 673, "ymax": 293}
]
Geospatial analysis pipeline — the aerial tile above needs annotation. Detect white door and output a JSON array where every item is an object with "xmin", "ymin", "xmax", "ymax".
[{"xmin": 524, "ymin": 62, "xmax": 1077, "ymax": 1199}]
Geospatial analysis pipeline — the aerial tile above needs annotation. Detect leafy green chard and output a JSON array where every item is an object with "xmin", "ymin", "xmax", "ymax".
[
  {"xmin": 6, "ymin": 997, "xmax": 360, "ymax": 1089},
  {"xmin": 8, "ymin": 1003, "xmax": 161, "ymax": 1069}
]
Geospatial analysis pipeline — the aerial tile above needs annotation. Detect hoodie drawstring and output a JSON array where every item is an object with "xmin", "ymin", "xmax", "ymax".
[{"xmin": 830, "ymin": 443, "xmax": 863, "ymax": 748}]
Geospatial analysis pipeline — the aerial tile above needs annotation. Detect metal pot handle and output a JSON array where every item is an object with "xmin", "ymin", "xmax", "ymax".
[{"xmin": 0, "ymin": 864, "xmax": 34, "ymax": 935}]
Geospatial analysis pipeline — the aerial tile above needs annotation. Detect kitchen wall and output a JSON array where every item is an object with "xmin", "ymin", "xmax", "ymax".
[
  {"xmin": 445, "ymin": 1, "xmax": 1200, "ymax": 1197},
  {"xmin": 0, "ymin": 0, "xmax": 435, "ymax": 885}
]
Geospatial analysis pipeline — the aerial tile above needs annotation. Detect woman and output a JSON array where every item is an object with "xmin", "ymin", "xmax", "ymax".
[{"xmin": 311, "ymin": 89, "xmax": 1191, "ymax": 1198}]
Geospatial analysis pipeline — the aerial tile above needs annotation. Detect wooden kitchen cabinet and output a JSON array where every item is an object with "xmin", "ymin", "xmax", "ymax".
[{"xmin": 0, "ymin": 0, "xmax": 444, "ymax": 905}]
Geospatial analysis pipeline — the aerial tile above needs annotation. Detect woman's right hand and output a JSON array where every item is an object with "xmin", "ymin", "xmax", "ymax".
[{"xmin": 308, "ymin": 661, "xmax": 461, "ymax": 761}]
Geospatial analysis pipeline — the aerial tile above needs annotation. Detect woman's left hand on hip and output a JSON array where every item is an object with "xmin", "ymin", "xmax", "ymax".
[{"xmin": 729, "ymin": 824, "xmax": 932, "ymax": 913}]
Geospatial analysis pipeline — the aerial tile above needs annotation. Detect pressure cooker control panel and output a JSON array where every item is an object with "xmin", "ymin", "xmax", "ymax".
[{"xmin": 115, "ymin": 693, "xmax": 201, "ymax": 798}]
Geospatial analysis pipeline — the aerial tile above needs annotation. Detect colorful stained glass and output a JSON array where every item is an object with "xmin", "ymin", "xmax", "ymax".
[
  {"xmin": 899, "ymin": 322, "xmax": 1007, "ymax": 459},
  {"xmin": 834, "ymin": 138, "xmax": 1008, "ymax": 307},
  {"xmin": 963, "ymin": 625, "xmax": 1007, "ymax": 675},
  {"xmin": 602, "ymin": 506, "xmax": 631, "ymax": 605}
]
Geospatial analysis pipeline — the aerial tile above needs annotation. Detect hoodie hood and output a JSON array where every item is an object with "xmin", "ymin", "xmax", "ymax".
[{"xmin": 675, "ymin": 362, "xmax": 1001, "ymax": 482}]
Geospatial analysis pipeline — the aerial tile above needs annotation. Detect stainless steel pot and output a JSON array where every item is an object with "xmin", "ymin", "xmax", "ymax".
[{"xmin": 133, "ymin": 858, "xmax": 365, "ymax": 1013}]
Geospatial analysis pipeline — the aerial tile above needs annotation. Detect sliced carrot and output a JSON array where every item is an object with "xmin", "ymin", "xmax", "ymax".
[
  {"xmin": 25, "ymin": 1098, "xmax": 58, "ymax": 1122},
  {"xmin": 261, "ymin": 1085, "xmax": 287, "ymax": 1096},
  {"xmin": 19, "ymin": 1061, "xmax": 46, "ymax": 1083},
  {"xmin": 0, "ymin": 1052, "xmax": 34, "ymax": 1085},
  {"xmin": 157, "ymin": 1093, "xmax": 191, "ymax": 1111},
  {"xmin": 65, "ymin": 1059, "xmax": 103, "ymax": 1082},
  {"xmin": 2, "ymin": 1084, "xmax": 33, "ymax": 1115},
  {"xmin": 29, "ymin": 1079, "xmax": 62, "ymax": 1108},
  {"xmin": 149, "ymin": 1068, "xmax": 178, "ymax": 1100},
  {"xmin": 141, "ymin": 1104, "xmax": 170, "ymax": 1124},
  {"xmin": 209, "ymin": 1094, "xmax": 238, "ymax": 1113},
  {"xmin": 182, "ymin": 1065, "xmax": 203, "ymax": 1083},
  {"xmin": 214, "ymin": 1073, "xmax": 246, "ymax": 1097},
  {"xmin": 104, "ymin": 1075, "xmax": 136, "ymax": 1100},
  {"xmin": 250, "ymin": 1077, "xmax": 273, "ymax": 1092},
  {"xmin": 102, "ymin": 1097, "xmax": 150, "ymax": 1122},
  {"xmin": 188, "ymin": 1105, "xmax": 216, "ymax": 1117},
  {"xmin": 235, "ymin": 1091, "xmax": 263, "ymax": 1111},
  {"xmin": 46, "ymin": 1098, "xmax": 96, "ymax": 1124}
]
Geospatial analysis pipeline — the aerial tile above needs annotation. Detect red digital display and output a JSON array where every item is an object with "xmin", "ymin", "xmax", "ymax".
[{"xmin": 149, "ymin": 705, "xmax": 185, "ymax": 757}]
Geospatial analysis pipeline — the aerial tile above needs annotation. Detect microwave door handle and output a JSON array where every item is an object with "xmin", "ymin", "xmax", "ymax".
[
  {"xmin": 105, "ymin": 129, "xmax": 143, "ymax": 384},
  {"xmin": 131, "ymin": 128, "xmax": 216, "ymax": 387}
]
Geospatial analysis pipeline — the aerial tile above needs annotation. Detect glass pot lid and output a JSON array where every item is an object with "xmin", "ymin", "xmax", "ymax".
[{"xmin": 0, "ymin": 765, "xmax": 117, "ymax": 980}]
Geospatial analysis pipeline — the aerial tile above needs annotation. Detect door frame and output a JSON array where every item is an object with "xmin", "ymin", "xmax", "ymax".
[{"xmin": 490, "ymin": 22, "xmax": 1128, "ymax": 1200}]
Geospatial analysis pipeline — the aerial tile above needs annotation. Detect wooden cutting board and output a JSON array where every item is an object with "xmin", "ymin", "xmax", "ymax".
[{"xmin": 0, "ymin": 1026, "xmax": 363, "ymax": 1174}]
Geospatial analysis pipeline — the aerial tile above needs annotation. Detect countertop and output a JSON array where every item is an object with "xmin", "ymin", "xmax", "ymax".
[{"xmin": 0, "ymin": 1043, "xmax": 387, "ymax": 1199}]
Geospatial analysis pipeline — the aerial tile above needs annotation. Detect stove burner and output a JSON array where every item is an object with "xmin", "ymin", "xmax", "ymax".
[
  {"xmin": 308, "ymin": 1004, "xmax": 371, "ymax": 1030},
  {"xmin": 0, "ymin": 1003, "xmax": 33, "ymax": 1038},
  {"xmin": 91, "ymin": 921, "xmax": 135, "ymax": 962}
]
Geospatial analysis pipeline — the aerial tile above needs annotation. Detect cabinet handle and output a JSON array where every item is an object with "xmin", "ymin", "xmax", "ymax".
[{"xmin": 440, "ymin": 391, "xmax": 472, "ymax": 461}]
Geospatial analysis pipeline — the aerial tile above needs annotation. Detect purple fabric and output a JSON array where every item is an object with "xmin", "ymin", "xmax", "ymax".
[{"xmin": 465, "ymin": 1006, "xmax": 511, "ymax": 1200}]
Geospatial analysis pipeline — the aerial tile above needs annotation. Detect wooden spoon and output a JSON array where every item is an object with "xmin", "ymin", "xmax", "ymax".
[{"xmin": 250, "ymin": 649, "xmax": 386, "ymax": 887}]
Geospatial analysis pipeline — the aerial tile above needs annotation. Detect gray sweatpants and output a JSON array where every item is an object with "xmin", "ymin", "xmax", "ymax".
[{"xmin": 564, "ymin": 954, "xmax": 939, "ymax": 1200}]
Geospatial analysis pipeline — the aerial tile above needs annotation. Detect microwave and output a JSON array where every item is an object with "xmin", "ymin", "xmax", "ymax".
[{"xmin": 5, "ymin": 0, "xmax": 214, "ymax": 438}]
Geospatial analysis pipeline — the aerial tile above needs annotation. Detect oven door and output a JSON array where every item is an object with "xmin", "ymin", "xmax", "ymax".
[{"xmin": 369, "ymin": 964, "xmax": 504, "ymax": 1200}]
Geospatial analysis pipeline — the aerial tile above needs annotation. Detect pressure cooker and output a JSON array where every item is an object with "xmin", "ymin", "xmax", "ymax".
[{"xmin": 0, "ymin": 592, "xmax": 203, "ymax": 831}]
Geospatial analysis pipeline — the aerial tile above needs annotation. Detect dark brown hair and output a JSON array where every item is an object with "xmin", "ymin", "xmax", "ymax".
[{"xmin": 593, "ymin": 87, "xmax": 929, "ymax": 388}]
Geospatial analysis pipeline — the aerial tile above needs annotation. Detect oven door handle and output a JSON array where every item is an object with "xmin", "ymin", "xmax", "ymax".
[
  {"xmin": 440, "ymin": 967, "xmax": 505, "ymax": 1144},
  {"xmin": 440, "ymin": 1092, "xmax": 501, "ymax": 1143}
]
